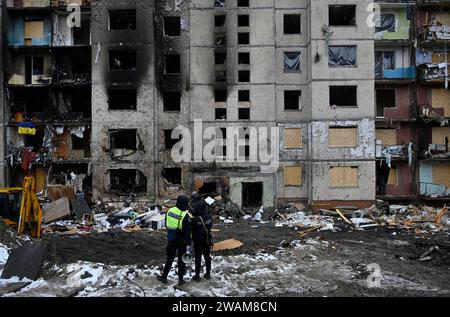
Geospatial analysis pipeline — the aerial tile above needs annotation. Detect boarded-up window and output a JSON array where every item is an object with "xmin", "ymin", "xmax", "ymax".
[
  {"xmin": 387, "ymin": 167, "xmax": 398, "ymax": 185},
  {"xmin": 329, "ymin": 127, "xmax": 358, "ymax": 148},
  {"xmin": 432, "ymin": 127, "xmax": 450, "ymax": 146},
  {"xmin": 285, "ymin": 166, "xmax": 302, "ymax": 186},
  {"xmin": 330, "ymin": 166, "xmax": 359, "ymax": 188},
  {"xmin": 285, "ymin": 128, "xmax": 302, "ymax": 149},
  {"xmin": 24, "ymin": 21, "xmax": 44, "ymax": 39},
  {"xmin": 376, "ymin": 128, "xmax": 397, "ymax": 146},
  {"xmin": 432, "ymin": 89, "xmax": 450, "ymax": 118},
  {"xmin": 432, "ymin": 164, "xmax": 450, "ymax": 188}
]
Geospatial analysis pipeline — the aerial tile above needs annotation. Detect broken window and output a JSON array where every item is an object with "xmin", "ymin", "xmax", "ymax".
[
  {"xmin": 237, "ymin": 0, "xmax": 249, "ymax": 7},
  {"xmin": 162, "ymin": 168, "xmax": 182, "ymax": 185},
  {"xmin": 215, "ymin": 15, "xmax": 226, "ymax": 27},
  {"xmin": 329, "ymin": 127, "xmax": 358, "ymax": 148},
  {"xmin": 284, "ymin": 52, "xmax": 301, "ymax": 72},
  {"xmin": 108, "ymin": 88, "xmax": 137, "ymax": 110},
  {"xmin": 242, "ymin": 182, "xmax": 263, "ymax": 208},
  {"xmin": 109, "ymin": 50, "xmax": 137, "ymax": 70},
  {"xmin": 165, "ymin": 54, "xmax": 181, "ymax": 74},
  {"xmin": 215, "ymin": 108, "xmax": 227, "ymax": 120},
  {"xmin": 238, "ymin": 90, "xmax": 250, "ymax": 102},
  {"xmin": 25, "ymin": 56, "xmax": 44, "ymax": 85},
  {"xmin": 285, "ymin": 128, "xmax": 302, "ymax": 149},
  {"xmin": 330, "ymin": 86, "xmax": 357, "ymax": 107},
  {"xmin": 164, "ymin": 130, "xmax": 182, "ymax": 150},
  {"xmin": 375, "ymin": 14, "xmax": 395, "ymax": 33},
  {"xmin": 284, "ymin": 90, "xmax": 301, "ymax": 110},
  {"xmin": 72, "ymin": 134, "xmax": 85, "ymax": 150},
  {"xmin": 218, "ymin": 127, "xmax": 227, "ymax": 156},
  {"xmin": 329, "ymin": 5, "xmax": 356, "ymax": 26},
  {"xmin": 24, "ymin": 20, "xmax": 44, "ymax": 45},
  {"xmin": 329, "ymin": 46, "xmax": 357, "ymax": 67},
  {"xmin": 284, "ymin": 14, "xmax": 301, "ymax": 34},
  {"xmin": 215, "ymin": 89, "xmax": 227, "ymax": 102},
  {"xmin": 238, "ymin": 32, "xmax": 250, "ymax": 45},
  {"xmin": 238, "ymin": 70, "xmax": 250, "ymax": 82},
  {"xmin": 110, "ymin": 169, "xmax": 147, "ymax": 194},
  {"xmin": 73, "ymin": 17, "xmax": 91, "ymax": 45},
  {"xmin": 164, "ymin": 16, "xmax": 181, "ymax": 36},
  {"xmin": 25, "ymin": 130, "xmax": 44, "ymax": 152},
  {"xmin": 215, "ymin": 70, "xmax": 227, "ymax": 83},
  {"xmin": 109, "ymin": 10, "xmax": 136, "ymax": 30},
  {"xmin": 238, "ymin": 15, "xmax": 249, "ymax": 27},
  {"xmin": 238, "ymin": 52, "xmax": 250, "ymax": 64},
  {"xmin": 285, "ymin": 166, "xmax": 302, "ymax": 186},
  {"xmin": 199, "ymin": 182, "xmax": 217, "ymax": 195},
  {"xmin": 163, "ymin": 92, "xmax": 181, "ymax": 112},
  {"xmin": 376, "ymin": 128, "xmax": 397, "ymax": 146},
  {"xmin": 330, "ymin": 166, "xmax": 359, "ymax": 188},
  {"xmin": 215, "ymin": 0, "xmax": 225, "ymax": 9},
  {"xmin": 215, "ymin": 51, "xmax": 227, "ymax": 65},
  {"xmin": 215, "ymin": 32, "xmax": 227, "ymax": 45},
  {"xmin": 376, "ymin": 89, "xmax": 396, "ymax": 117},
  {"xmin": 238, "ymin": 108, "xmax": 250, "ymax": 120},
  {"xmin": 375, "ymin": 51, "xmax": 395, "ymax": 79},
  {"xmin": 110, "ymin": 129, "xmax": 137, "ymax": 150}
]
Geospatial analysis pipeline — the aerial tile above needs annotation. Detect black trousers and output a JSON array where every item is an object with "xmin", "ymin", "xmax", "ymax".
[
  {"xmin": 162, "ymin": 239, "xmax": 187, "ymax": 281},
  {"xmin": 193, "ymin": 237, "xmax": 211, "ymax": 276}
]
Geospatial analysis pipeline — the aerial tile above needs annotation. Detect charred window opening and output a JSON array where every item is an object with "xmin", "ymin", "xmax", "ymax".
[
  {"xmin": 164, "ymin": 16, "xmax": 181, "ymax": 36},
  {"xmin": 109, "ymin": 50, "xmax": 137, "ymax": 71},
  {"xmin": 9, "ymin": 88, "xmax": 49, "ymax": 119},
  {"xmin": 242, "ymin": 182, "xmax": 263, "ymax": 208},
  {"xmin": 215, "ymin": 0, "xmax": 225, "ymax": 9},
  {"xmin": 25, "ymin": 130, "xmax": 44, "ymax": 152},
  {"xmin": 284, "ymin": 14, "xmax": 301, "ymax": 34},
  {"xmin": 55, "ymin": 51, "xmax": 91, "ymax": 83},
  {"xmin": 215, "ymin": 51, "xmax": 227, "ymax": 65},
  {"xmin": 109, "ymin": 169, "xmax": 147, "ymax": 195},
  {"xmin": 215, "ymin": 89, "xmax": 227, "ymax": 102},
  {"xmin": 108, "ymin": 88, "xmax": 137, "ymax": 110},
  {"xmin": 71, "ymin": 88, "xmax": 92, "ymax": 118},
  {"xmin": 220, "ymin": 128, "xmax": 227, "ymax": 156},
  {"xmin": 165, "ymin": 54, "xmax": 181, "ymax": 74},
  {"xmin": 162, "ymin": 168, "xmax": 182, "ymax": 185},
  {"xmin": 163, "ymin": 92, "xmax": 181, "ymax": 111},
  {"xmin": 164, "ymin": 130, "xmax": 181, "ymax": 150},
  {"xmin": 238, "ymin": 32, "xmax": 250, "ymax": 45},
  {"xmin": 237, "ymin": 0, "xmax": 249, "ymax": 7},
  {"xmin": 329, "ymin": 5, "xmax": 356, "ymax": 26},
  {"xmin": 109, "ymin": 10, "xmax": 137, "ymax": 30},
  {"xmin": 73, "ymin": 17, "xmax": 91, "ymax": 45},
  {"xmin": 238, "ymin": 70, "xmax": 250, "ymax": 82},
  {"xmin": 238, "ymin": 52, "xmax": 250, "ymax": 65},
  {"xmin": 238, "ymin": 15, "xmax": 249, "ymax": 27},
  {"xmin": 25, "ymin": 56, "xmax": 44, "ymax": 85},
  {"xmin": 330, "ymin": 86, "xmax": 357, "ymax": 107},
  {"xmin": 329, "ymin": 46, "xmax": 357, "ymax": 67},
  {"xmin": 284, "ymin": 90, "xmax": 301, "ymax": 110},
  {"xmin": 215, "ymin": 32, "xmax": 227, "ymax": 46},
  {"xmin": 284, "ymin": 52, "xmax": 301, "ymax": 72},
  {"xmin": 238, "ymin": 108, "xmax": 250, "ymax": 120},
  {"xmin": 376, "ymin": 89, "xmax": 396, "ymax": 117},
  {"xmin": 238, "ymin": 90, "xmax": 250, "ymax": 102},
  {"xmin": 215, "ymin": 15, "xmax": 226, "ymax": 27},
  {"xmin": 199, "ymin": 182, "xmax": 217, "ymax": 195},
  {"xmin": 215, "ymin": 108, "xmax": 227, "ymax": 120},
  {"xmin": 110, "ymin": 129, "xmax": 137, "ymax": 150},
  {"xmin": 215, "ymin": 70, "xmax": 227, "ymax": 82},
  {"xmin": 72, "ymin": 134, "xmax": 85, "ymax": 150}
]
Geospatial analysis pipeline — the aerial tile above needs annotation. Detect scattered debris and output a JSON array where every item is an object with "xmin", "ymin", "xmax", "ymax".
[{"xmin": 42, "ymin": 197, "xmax": 71, "ymax": 224}]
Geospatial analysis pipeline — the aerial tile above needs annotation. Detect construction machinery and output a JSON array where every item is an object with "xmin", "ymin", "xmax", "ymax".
[{"xmin": 0, "ymin": 176, "xmax": 42, "ymax": 238}]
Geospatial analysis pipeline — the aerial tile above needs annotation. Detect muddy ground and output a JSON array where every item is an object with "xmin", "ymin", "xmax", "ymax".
[{"xmin": 2, "ymin": 219, "xmax": 450, "ymax": 297}]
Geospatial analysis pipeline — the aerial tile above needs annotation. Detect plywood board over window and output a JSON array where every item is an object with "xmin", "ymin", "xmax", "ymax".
[
  {"xmin": 24, "ymin": 21, "xmax": 44, "ymax": 39},
  {"xmin": 329, "ymin": 127, "xmax": 358, "ymax": 148},
  {"xmin": 432, "ymin": 164, "xmax": 450, "ymax": 188},
  {"xmin": 285, "ymin": 128, "xmax": 302, "ymax": 149},
  {"xmin": 330, "ymin": 166, "xmax": 359, "ymax": 188},
  {"xmin": 432, "ymin": 127, "xmax": 450, "ymax": 146},
  {"xmin": 376, "ymin": 128, "xmax": 397, "ymax": 146},
  {"xmin": 284, "ymin": 166, "xmax": 302, "ymax": 186},
  {"xmin": 387, "ymin": 167, "xmax": 398, "ymax": 185},
  {"xmin": 432, "ymin": 89, "xmax": 450, "ymax": 118}
]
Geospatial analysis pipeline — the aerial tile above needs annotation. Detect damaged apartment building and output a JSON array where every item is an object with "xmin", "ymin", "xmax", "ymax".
[{"xmin": 0, "ymin": 0, "xmax": 448, "ymax": 209}]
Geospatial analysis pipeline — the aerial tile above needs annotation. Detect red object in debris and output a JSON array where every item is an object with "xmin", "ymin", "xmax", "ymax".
[{"xmin": 21, "ymin": 148, "xmax": 36, "ymax": 172}]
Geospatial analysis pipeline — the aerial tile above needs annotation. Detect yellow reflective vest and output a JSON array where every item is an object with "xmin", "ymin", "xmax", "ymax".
[{"xmin": 166, "ymin": 207, "xmax": 187, "ymax": 230}]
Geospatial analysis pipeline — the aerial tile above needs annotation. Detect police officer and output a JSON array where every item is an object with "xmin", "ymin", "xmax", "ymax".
[
  {"xmin": 191, "ymin": 198, "xmax": 213, "ymax": 282},
  {"xmin": 157, "ymin": 195, "xmax": 191, "ymax": 286}
]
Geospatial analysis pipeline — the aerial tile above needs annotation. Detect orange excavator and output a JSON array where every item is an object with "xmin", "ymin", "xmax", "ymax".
[{"xmin": 0, "ymin": 176, "xmax": 42, "ymax": 238}]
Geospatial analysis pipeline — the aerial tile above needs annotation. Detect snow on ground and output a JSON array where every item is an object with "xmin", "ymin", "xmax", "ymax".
[{"xmin": 0, "ymin": 244, "xmax": 9, "ymax": 265}]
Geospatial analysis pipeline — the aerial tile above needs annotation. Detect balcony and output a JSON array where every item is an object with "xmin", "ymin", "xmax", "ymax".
[
  {"xmin": 417, "ymin": 63, "xmax": 450, "ymax": 83},
  {"xmin": 419, "ymin": 161, "xmax": 450, "ymax": 199}
]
